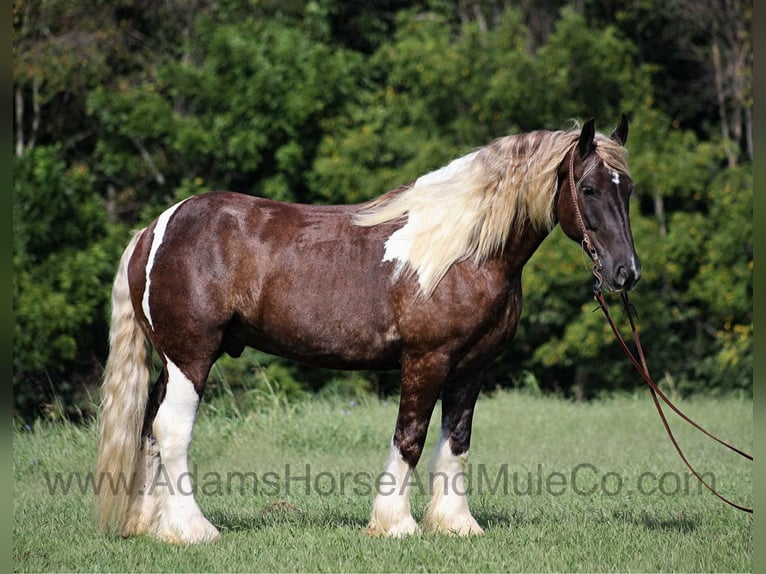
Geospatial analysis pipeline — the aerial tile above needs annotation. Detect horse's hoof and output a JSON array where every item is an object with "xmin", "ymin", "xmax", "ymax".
[
  {"xmin": 151, "ymin": 519, "xmax": 221, "ymax": 544},
  {"xmin": 364, "ymin": 515, "xmax": 420, "ymax": 538},
  {"xmin": 422, "ymin": 512, "xmax": 484, "ymax": 536}
]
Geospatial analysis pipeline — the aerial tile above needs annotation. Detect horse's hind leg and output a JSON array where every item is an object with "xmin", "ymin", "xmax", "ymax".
[
  {"xmin": 148, "ymin": 357, "xmax": 220, "ymax": 544},
  {"xmin": 423, "ymin": 375, "xmax": 484, "ymax": 536},
  {"xmin": 366, "ymin": 356, "xmax": 443, "ymax": 537}
]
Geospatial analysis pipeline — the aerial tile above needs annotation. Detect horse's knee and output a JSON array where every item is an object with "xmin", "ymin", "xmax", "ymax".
[{"xmin": 393, "ymin": 424, "xmax": 429, "ymax": 468}]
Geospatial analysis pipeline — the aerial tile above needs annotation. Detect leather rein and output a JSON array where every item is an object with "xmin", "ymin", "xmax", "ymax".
[{"xmin": 567, "ymin": 146, "xmax": 753, "ymax": 514}]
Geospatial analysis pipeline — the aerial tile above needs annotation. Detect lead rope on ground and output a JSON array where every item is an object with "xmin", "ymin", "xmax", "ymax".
[{"xmin": 592, "ymin": 277, "xmax": 753, "ymax": 514}]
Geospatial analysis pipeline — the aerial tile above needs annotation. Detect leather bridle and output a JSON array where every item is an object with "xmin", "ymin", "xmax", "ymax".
[
  {"xmin": 567, "ymin": 144, "xmax": 753, "ymax": 514},
  {"xmin": 568, "ymin": 141, "xmax": 603, "ymax": 281}
]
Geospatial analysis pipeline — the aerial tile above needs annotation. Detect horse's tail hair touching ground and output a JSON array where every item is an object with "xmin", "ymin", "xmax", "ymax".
[{"xmin": 94, "ymin": 229, "xmax": 149, "ymax": 534}]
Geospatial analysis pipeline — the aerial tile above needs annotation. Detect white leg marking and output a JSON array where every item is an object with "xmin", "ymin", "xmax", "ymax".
[
  {"xmin": 366, "ymin": 442, "xmax": 420, "ymax": 537},
  {"xmin": 423, "ymin": 431, "xmax": 483, "ymax": 536},
  {"xmin": 150, "ymin": 358, "xmax": 219, "ymax": 544},
  {"xmin": 142, "ymin": 199, "xmax": 190, "ymax": 330}
]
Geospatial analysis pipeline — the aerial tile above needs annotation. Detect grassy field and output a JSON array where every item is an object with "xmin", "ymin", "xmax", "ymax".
[{"xmin": 14, "ymin": 390, "xmax": 752, "ymax": 572}]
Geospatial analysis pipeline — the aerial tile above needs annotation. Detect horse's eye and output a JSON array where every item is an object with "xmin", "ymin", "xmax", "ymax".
[{"xmin": 582, "ymin": 186, "xmax": 596, "ymax": 197}]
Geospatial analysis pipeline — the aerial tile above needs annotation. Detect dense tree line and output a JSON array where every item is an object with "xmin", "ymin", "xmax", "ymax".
[{"xmin": 13, "ymin": 0, "xmax": 752, "ymax": 421}]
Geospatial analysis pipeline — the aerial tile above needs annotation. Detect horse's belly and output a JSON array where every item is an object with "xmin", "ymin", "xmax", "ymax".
[
  {"xmin": 227, "ymin": 299, "xmax": 402, "ymax": 371},
  {"xmin": 231, "ymin": 327, "xmax": 401, "ymax": 370}
]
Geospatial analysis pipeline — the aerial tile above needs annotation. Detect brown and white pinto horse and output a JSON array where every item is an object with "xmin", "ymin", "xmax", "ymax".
[{"xmin": 96, "ymin": 117, "xmax": 640, "ymax": 543}]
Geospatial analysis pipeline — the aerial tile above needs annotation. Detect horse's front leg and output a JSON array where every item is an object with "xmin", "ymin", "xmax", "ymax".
[
  {"xmin": 366, "ymin": 354, "xmax": 445, "ymax": 537},
  {"xmin": 423, "ymin": 374, "xmax": 485, "ymax": 536}
]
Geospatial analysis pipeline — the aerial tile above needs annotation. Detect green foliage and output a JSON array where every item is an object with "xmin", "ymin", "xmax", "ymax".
[
  {"xmin": 534, "ymin": 8, "xmax": 639, "ymax": 126},
  {"xmin": 85, "ymin": 16, "xmax": 364, "ymax": 217},
  {"xmin": 657, "ymin": 164, "xmax": 752, "ymax": 394},
  {"xmin": 12, "ymin": 1, "xmax": 751, "ymax": 420},
  {"xmin": 205, "ymin": 350, "xmax": 309, "ymax": 418},
  {"xmin": 14, "ymin": 146, "xmax": 125, "ymax": 419}
]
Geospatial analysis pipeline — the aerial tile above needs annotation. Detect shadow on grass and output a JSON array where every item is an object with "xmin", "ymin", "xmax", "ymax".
[
  {"xmin": 605, "ymin": 507, "xmax": 701, "ymax": 533},
  {"xmin": 209, "ymin": 502, "xmax": 370, "ymax": 534},
  {"xmin": 211, "ymin": 502, "xmax": 700, "ymax": 537},
  {"xmin": 472, "ymin": 505, "xmax": 701, "ymax": 534},
  {"xmin": 634, "ymin": 511, "xmax": 700, "ymax": 533},
  {"xmin": 472, "ymin": 505, "xmax": 547, "ymax": 530}
]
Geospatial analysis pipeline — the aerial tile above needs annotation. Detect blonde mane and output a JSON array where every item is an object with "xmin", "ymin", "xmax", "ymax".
[{"xmin": 354, "ymin": 128, "xmax": 629, "ymax": 297}]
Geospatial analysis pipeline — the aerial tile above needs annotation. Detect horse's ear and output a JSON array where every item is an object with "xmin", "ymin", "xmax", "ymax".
[
  {"xmin": 577, "ymin": 117, "xmax": 596, "ymax": 158},
  {"xmin": 611, "ymin": 113, "xmax": 629, "ymax": 146}
]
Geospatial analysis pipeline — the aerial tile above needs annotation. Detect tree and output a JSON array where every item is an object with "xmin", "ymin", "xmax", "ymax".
[
  {"xmin": 584, "ymin": 0, "xmax": 752, "ymax": 163},
  {"xmin": 87, "ymin": 16, "xmax": 363, "ymax": 221},
  {"xmin": 14, "ymin": 146, "xmax": 123, "ymax": 418}
]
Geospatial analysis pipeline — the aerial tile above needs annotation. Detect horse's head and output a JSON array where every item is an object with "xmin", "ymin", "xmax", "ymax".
[{"xmin": 556, "ymin": 116, "xmax": 641, "ymax": 292}]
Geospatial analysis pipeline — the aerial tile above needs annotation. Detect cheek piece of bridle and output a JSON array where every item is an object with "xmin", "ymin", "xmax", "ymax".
[{"xmin": 567, "ymin": 146, "xmax": 753, "ymax": 514}]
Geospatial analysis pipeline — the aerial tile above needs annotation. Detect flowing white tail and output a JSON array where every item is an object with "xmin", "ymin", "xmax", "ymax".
[{"xmin": 94, "ymin": 230, "xmax": 150, "ymax": 534}]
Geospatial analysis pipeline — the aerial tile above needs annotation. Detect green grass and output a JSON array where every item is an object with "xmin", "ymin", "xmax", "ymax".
[{"xmin": 14, "ymin": 391, "xmax": 752, "ymax": 572}]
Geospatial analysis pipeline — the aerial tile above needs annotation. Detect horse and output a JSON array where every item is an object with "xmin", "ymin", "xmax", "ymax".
[{"xmin": 95, "ymin": 117, "xmax": 640, "ymax": 544}]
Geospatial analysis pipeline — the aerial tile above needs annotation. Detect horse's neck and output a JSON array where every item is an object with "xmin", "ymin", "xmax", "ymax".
[{"xmin": 500, "ymin": 222, "xmax": 551, "ymax": 275}]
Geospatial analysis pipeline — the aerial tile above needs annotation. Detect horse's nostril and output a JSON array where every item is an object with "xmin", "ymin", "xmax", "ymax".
[
  {"xmin": 614, "ymin": 265, "xmax": 633, "ymax": 290},
  {"xmin": 614, "ymin": 264, "xmax": 640, "ymax": 291}
]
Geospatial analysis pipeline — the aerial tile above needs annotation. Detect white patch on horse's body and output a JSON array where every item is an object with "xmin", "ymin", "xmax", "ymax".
[
  {"xmin": 367, "ymin": 442, "xmax": 420, "ymax": 537},
  {"xmin": 382, "ymin": 212, "xmax": 419, "ymax": 268},
  {"xmin": 611, "ymin": 170, "xmax": 620, "ymax": 186},
  {"xmin": 381, "ymin": 152, "xmax": 479, "ymax": 288},
  {"xmin": 150, "ymin": 357, "xmax": 219, "ymax": 543},
  {"xmin": 423, "ymin": 431, "xmax": 483, "ymax": 535},
  {"xmin": 142, "ymin": 199, "xmax": 190, "ymax": 330}
]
